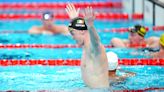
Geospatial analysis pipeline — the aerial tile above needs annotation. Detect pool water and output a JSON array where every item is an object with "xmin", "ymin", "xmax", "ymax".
[
  {"xmin": 0, "ymin": 65, "xmax": 163, "ymax": 91},
  {"xmin": 0, "ymin": 0, "xmax": 164, "ymax": 91},
  {"xmin": 0, "ymin": 19, "xmax": 163, "ymax": 91}
]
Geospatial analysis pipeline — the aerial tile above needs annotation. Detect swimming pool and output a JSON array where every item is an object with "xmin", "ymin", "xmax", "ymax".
[
  {"xmin": 0, "ymin": 20, "xmax": 163, "ymax": 91},
  {"xmin": 0, "ymin": 0, "xmax": 164, "ymax": 92}
]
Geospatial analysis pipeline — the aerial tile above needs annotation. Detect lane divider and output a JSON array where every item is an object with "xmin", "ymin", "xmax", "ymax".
[
  {"xmin": 0, "ymin": 13, "xmax": 144, "ymax": 20},
  {"xmin": 0, "ymin": 44, "xmax": 81, "ymax": 48},
  {"xmin": 108, "ymin": 26, "xmax": 164, "ymax": 32},
  {"xmin": 0, "ymin": 59, "xmax": 164, "ymax": 66},
  {"xmin": 115, "ymin": 87, "xmax": 164, "ymax": 92},
  {"xmin": 0, "ymin": 25, "xmax": 163, "ymax": 35},
  {"xmin": 0, "ymin": 2, "xmax": 122, "ymax": 9},
  {"xmin": 0, "ymin": 44, "xmax": 114, "ymax": 48},
  {"xmin": 0, "ymin": 44, "xmax": 149, "ymax": 49},
  {"xmin": 153, "ymin": 26, "xmax": 164, "ymax": 31},
  {"xmin": 4, "ymin": 87, "xmax": 164, "ymax": 92}
]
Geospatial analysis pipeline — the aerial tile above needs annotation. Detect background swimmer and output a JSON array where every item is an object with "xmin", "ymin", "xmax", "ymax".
[
  {"xmin": 111, "ymin": 24, "xmax": 159, "ymax": 48},
  {"xmin": 107, "ymin": 51, "xmax": 136, "ymax": 85},
  {"xmin": 151, "ymin": 34, "xmax": 164, "ymax": 58},
  {"xmin": 130, "ymin": 34, "xmax": 164, "ymax": 58},
  {"xmin": 29, "ymin": 12, "xmax": 69, "ymax": 35}
]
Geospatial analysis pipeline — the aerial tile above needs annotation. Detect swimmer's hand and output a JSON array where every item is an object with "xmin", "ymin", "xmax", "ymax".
[
  {"xmin": 65, "ymin": 3, "xmax": 80, "ymax": 19},
  {"xmin": 118, "ymin": 69, "xmax": 136, "ymax": 78},
  {"xmin": 83, "ymin": 7, "xmax": 96, "ymax": 26},
  {"xmin": 123, "ymin": 72, "xmax": 136, "ymax": 77}
]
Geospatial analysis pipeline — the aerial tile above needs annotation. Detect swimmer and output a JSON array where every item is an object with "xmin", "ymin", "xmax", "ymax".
[
  {"xmin": 65, "ymin": 4, "xmax": 109, "ymax": 88},
  {"xmin": 152, "ymin": 34, "xmax": 164, "ymax": 58},
  {"xmin": 28, "ymin": 12, "xmax": 69, "ymax": 35},
  {"xmin": 111, "ymin": 24, "xmax": 159, "ymax": 48},
  {"xmin": 107, "ymin": 52, "xmax": 135, "ymax": 84}
]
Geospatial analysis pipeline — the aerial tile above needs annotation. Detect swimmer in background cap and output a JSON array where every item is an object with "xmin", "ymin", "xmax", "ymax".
[
  {"xmin": 29, "ymin": 12, "xmax": 69, "ymax": 35},
  {"xmin": 66, "ymin": 3, "xmax": 109, "ymax": 88},
  {"xmin": 151, "ymin": 34, "xmax": 164, "ymax": 58},
  {"xmin": 107, "ymin": 51, "xmax": 136, "ymax": 84},
  {"xmin": 111, "ymin": 24, "xmax": 159, "ymax": 48}
]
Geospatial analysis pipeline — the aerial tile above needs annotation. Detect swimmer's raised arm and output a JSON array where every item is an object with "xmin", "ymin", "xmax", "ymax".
[
  {"xmin": 83, "ymin": 7, "xmax": 101, "ymax": 53},
  {"xmin": 65, "ymin": 3, "xmax": 80, "ymax": 19}
]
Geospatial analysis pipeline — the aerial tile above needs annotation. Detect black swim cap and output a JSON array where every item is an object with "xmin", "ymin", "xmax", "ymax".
[
  {"xmin": 42, "ymin": 12, "xmax": 53, "ymax": 20},
  {"xmin": 129, "ymin": 24, "xmax": 146, "ymax": 37},
  {"xmin": 68, "ymin": 17, "xmax": 88, "ymax": 30}
]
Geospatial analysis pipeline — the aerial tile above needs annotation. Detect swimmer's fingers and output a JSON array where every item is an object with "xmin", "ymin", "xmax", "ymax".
[
  {"xmin": 85, "ymin": 7, "xmax": 95, "ymax": 18},
  {"xmin": 84, "ymin": 6, "xmax": 95, "ymax": 25},
  {"xmin": 65, "ymin": 3, "xmax": 80, "ymax": 19},
  {"xmin": 66, "ymin": 3, "xmax": 74, "ymax": 18},
  {"xmin": 77, "ymin": 8, "xmax": 80, "ymax": 16},
  {"xmin": 84, "ymin": 7, "xmax": 91, "ymax": 18},
  {"xmin": 90, "ymin": 7, "xmax": 96, "ymax": 19}
]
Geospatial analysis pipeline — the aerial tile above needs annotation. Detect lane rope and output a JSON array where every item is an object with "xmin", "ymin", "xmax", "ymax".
[
  {"xmin": 0, "ymin": 44, "xmax": 150, "ymax": 49},
  {"xmin": 4, "ymin": 87, "xmax": 164, "ymax": 92},
  {"xmin": 0, "ymin": 25, "xmax": 163, "ymax": 35},
  {"xmin": 0, "ymin": 13, "xmax": 144, "ymax": 20},
  {"xmin": 0, "ymin": 2, "xmax": 122, "ymax": 9},
  {"xmin": 0, "ymin": 59, "xmax": 164, "ymax": 66}
]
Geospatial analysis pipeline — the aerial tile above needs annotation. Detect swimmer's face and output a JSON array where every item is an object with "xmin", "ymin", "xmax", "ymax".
[
  {"xmin": 42, "ymin": 19, "xmax": 53, "ymax": 27},
  {"xmin": 42, "ymin": 13, "xmax": 54, "ymax": 27},
  {"xmin": 129, "ymin": 32, "xmax": 143, "ymax": 43},
  {"xmin": 69, "ymin": 28, "xmax": 85, "ymax": 46}
]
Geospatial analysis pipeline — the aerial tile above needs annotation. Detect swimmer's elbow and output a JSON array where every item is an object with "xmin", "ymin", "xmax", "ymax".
[
  {"xmin": 28, "ymin": 29, "xmax": 35, "ymax": 34},
  {"xmin": 28, "ymin": 27, "xmax": 39, "ymax": 34},
  {"xmin": 110, "ymin": 38, "xmax": 126, "ymax": 47}
]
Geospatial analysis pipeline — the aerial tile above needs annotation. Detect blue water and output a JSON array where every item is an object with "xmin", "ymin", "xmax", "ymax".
[
  {"xmin": 0, "ymin": 16, "xmax": 163, "ymax": 91},
  {"xmin": 0, "ymin": 19, "xmax": 163, "ymax": 91},
  {"xmin": 0, "ymin": 0, "xmax": 164, "ymax": 91},
  {"xmin": 0, "ymin": 66, "xmax": 163, "ymax": 91}
]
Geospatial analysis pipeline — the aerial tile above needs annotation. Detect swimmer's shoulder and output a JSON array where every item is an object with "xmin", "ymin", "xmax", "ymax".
[
  {"xmin": 122, "ymin": 39, "xmax": 128, "ymax": 43},
  {"xmin": 151, "ymin": 52, "xmax": 164, "ymax": 58},
  {"xmin": 122, "ymin": 39, "xmax": 129, "ymax": 47},
  {"xmin": 29, "ymin": 26, "xmax": 42, "ymax": 34},
  {"xmin": 146, "ymin": 36, "xmax": 160, "ymax": 48},
  {"xmin": 53, "ymin": 25, "xmax": 70, "ymax": 35}
]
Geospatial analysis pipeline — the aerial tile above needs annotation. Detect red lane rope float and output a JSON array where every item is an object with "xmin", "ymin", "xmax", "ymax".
[
  {"xmin": 0, "ymin": 59, "xmax": 164, "ymax": 66},
  {"xmin": 0, "ymin": 44, "xmax": 113, "ymax": 49},
  {"xmin": 132, "ymin": 13, "xmax": 143, "ymax": 20},
  {"xmin": 0, "ymin": 13, "xmax": 144, "ymax": 20},
  {"xmin": 5, "ymin": 88, "xmax": 164, "ymax": 92},
  {"xmin": 4, "ymin": 88, "xmax": 164, "ymax": 92},
  {"xmin": 0, "ymin": 13, "xmax": 130, "ymax": 20},
  {"xmin": 103, "ymin": 26, "xmax": 164, "ymax": 32},
  {"xmin": 114, "ymin": 87, "xmax": 164, "ymax": 92},
  {"xmin": 0, "ymin": 44, "xmax": 80, "ymax": 49},
  {"xmin": 0, "ymin": 2, "xmax": 122, "ymax": 9},
  {"xmin": 153, "ymin": 26, "xmax": 164, "ymax": 31},
  {"xmin": 0, "ymin": 25, "xmax": 163, "ymax": 35}
]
